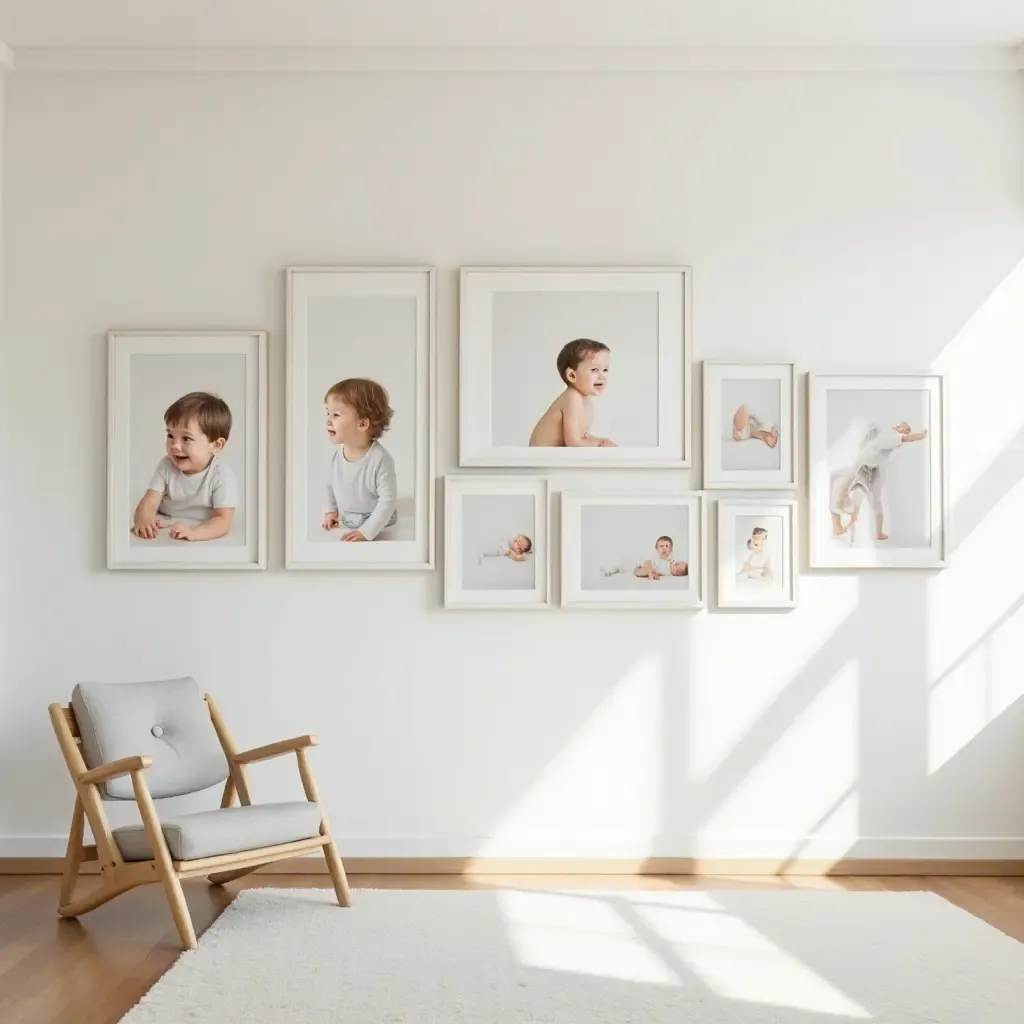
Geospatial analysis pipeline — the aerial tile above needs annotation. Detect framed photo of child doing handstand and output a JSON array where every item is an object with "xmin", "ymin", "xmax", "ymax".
[
  {"xmin": 808, "ymin": 372, "xmax": 948, "ymax": 569},
  {"xmin": 107, "ymin": 329, "xmax": 268, "ymax": 570},
  {"xmin": 717, "ymin": 498, "xmax": 798, "ymax": 608},
  {"xmin": 285, "ymin": 267, "xmax": 435, "ymax": 570},
  {"xmin": 459, "ymin": 266, "xmax": 691, "ymax": 468},
  {"xmin": 561, "ymin": 493, "xmax": 706, "ymax": 609},
  {"xmin": 444, "ymin": 476, "xmax": 550, "ymax": 609}
]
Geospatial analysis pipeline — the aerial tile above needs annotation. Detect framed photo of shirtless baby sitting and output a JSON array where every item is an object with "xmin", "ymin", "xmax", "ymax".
[
  {"xmin": 808, "ymin": 372, "xmax": 948, "ymax": 569},
  {"xmin": 444, "ymin": 476, "xmax": 550, "ymax": 609},
  {"xmin": 459, "ymin": 267, "xmax": 691, "ymax": 468},
  {"xmin": 717, "ymin": 498, "xmax": 798, "ymax": 608},
  {"xmin": 560, "ymin": 494, "xmax": 705, "ymax": 609},
  {"xmin": 107, "ymin": 330, "xmax": 267, "ymax": 570},
  {"xmin": 285, "ymin": 267, "xmax": 435, "ymax": 570}
]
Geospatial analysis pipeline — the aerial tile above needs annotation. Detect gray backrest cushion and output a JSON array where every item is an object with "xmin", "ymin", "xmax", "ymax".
[{"xmin": 71, "ymin": 677, "xmax": 229, "ymax": 800}]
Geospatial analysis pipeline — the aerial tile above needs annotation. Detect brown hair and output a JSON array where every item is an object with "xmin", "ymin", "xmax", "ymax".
[
  {"xmin": 164, "ymin": 392, "xmax": 232, "ymax": 442},
  {"xmin": 656, "ymin": 535, "xmax": 673, "ymax": 548},
  {"xmin": 519, "ymin": 535, "xmax": 533, "ymax": 553},
  {"xmin": 324, "ymin": 378, "xmax": 393, "ymax": 440},
  {"xmin": 557, "ymin": 338, "xmax": 610, "ymax": 385}
]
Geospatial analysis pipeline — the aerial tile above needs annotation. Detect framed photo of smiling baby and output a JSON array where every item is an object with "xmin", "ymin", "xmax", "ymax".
[
  {"xmin": 106, "ymin": 329, "xmax": 268, "ymax": 570},
  {"xmin": 285, "ymin": 267, "xmax": 436, "ymax": 570},
  {"xmin": 458, "ymin": 266, "xmax": 692, "ymax": 468}
]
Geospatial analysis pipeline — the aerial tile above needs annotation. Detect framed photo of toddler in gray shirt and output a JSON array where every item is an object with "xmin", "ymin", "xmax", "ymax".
[
  {"xmin": 285, "ymin": 267, "xmax": 436, "ymax": 570},
  {"xmin": 107, "ymin": 330, "xmax": 268, "ymax": 570}
]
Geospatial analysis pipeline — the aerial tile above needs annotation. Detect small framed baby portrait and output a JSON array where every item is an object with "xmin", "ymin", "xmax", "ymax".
[
  {"xmin": 717, "ymin": 498, "xmax": 798, "ymax": 609},
  {"xmin": 459, "ymin": 266, "xmax": 691, "ymax": 468},
  {"xmin": 106, "ymin": 329, "xmax": 268, "ymax": 571},
  {"xmin": 560, "ymin": 493, "xmax": 705, "ymax": 609},
  {"xmin": 285, "ymin": 267, "xmax": 435, "ymax": 571},
  {"xmin": 702, "ymin": 361, "xmax": 797, "ymax": 489},
  {"xmin": 808, "ymin": 372, "xmax": 948, "ymax": 569},
  {"xmin": 443, "ymin": 476, "xmax": 550, "ymax": 609}
]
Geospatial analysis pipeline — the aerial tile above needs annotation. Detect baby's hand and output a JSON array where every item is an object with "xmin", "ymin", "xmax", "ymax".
[
  {"xmin": 132, "ymin": 518, "xmax": 163, "ymax": 540},
  {"xmin": 169, "ymin": 522, "xmax": 195, "ymax": 541},
  {"xmin": 322, "ymin": 511, "xmax": 339, "ymax": 531},
  {"xmin": 341, "ymin": 530, "xmax": 367, "ymax": 542}
]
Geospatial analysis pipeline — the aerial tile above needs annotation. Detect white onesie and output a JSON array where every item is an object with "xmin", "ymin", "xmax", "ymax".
[{"xmin": 738, "ymin": 549, "xmax": 771, "ymax": 580}]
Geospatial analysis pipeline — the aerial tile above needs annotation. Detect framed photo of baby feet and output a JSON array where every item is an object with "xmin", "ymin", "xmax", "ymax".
[
  {"xmin": 717, "ymin": 498, "xmax": 798, "ymax": 608},
  {"xmin": 458, "ymin": 266, "xmax": 692, "ymax": 468},
  {"xmin": 808, "ymin": 372, "xmax": 949, "ymax": 569},
  {"xmin": 560, "ymin": 493, "xmax": 706, "ymax": 609},
  {"xmin": 702, "ymin": 361, "xmax": 797, "ymax": 490},
  {"xmin": 285, "ymin": 267, "xmax": 436, "ymax": 571},
  {"xmin": 444, "ymin": 476, "xmax": 550, "ymax": 609},
  {"xmin": 106, "ymin": 329, "xmax": 268, "ymax": 570}
]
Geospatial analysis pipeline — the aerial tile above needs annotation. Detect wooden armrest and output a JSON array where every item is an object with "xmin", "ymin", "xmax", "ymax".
[
  {"xmin": 233, "ymin": 735, "xmax": 318, "ymax": 765},
  {"xmin": 79, "ymin": 755, "xmax": 153, "ymax": 785}
]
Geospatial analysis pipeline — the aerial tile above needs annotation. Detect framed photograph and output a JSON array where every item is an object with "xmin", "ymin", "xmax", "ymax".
[
  {"xmin": 459, "ymin": 266, "xmax": 691, "ymax": 468},
  {"xmin": 808, "ymin": 372, "xmax": 948, "ymax": 569},
  {"xmin": 717, "ymin": 499, "xmax": 798, "ymax": 608},
  {"xmin": 107, "ymin": 330, "xmax": 267, "ymax": 571},
  {"xmin": 561, "ymin": 494, "xmax": 705, "ymax": 609},
  {"xmin": 444, "ymin": 476, "xmax": 550, "ymax": 609},
  {"xmin": 285, "ymin": 267, "xmax": 435, "ymax": 571},
  {"xmin": 703, "ymin": 361, "xmax": 796, "ymax": 489}
]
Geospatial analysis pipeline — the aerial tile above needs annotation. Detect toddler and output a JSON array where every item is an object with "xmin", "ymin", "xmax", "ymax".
[
  {"xmin": 479, "ymin": 534, "xmax": 532, "ymax": 564},
  {"xmin": 132, "ymin": 391, "xmax": 238, "ymax": 542},
  {"xmin": 321, "ymin": 378, "xmax": 398, "ymax": 542},
  {"xmin": 737, "ymin": 526, "xmax": 773, "ymax": 582},
  {"xmin": 602, "ymin": 536, "xmax": 688, "ymax": 580},
  {"xmin": 529, "ymin": 338, "xmax": 617, "ymax": 448}
]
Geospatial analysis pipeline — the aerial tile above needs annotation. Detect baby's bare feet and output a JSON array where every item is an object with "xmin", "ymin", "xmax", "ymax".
[{"xmin": 877, "ymin": 532, "xmax": 888, "ymax": 541}]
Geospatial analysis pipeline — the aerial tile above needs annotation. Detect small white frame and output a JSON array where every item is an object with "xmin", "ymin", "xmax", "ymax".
[
  {"xmin": 106, "ymin": 329, "xmax": 268, "ymax": 571},
  {"xmin": 808, "ymin": 371, "xmax": 949, "ymax": 569},
  {"xmin": 459, "ymin": 266, "xmax": 692, "ymax": 468},
  {"xmin": 560, "ymin": 493, "xmax": 706, "ymax": 609},
  {"xmin": 444, "ymin": 476, "xmax": 551, "ymax": 609},
  {"xmin": 702, "ymin": 361, "xmax": 797, "ymax": 489},
  {"xmin": 717, "ymin": 498, "xmax": 799, "ymax": 609},
  {"xmin": 285, "ymin": 266, "xmax": 436, "ymax": 571}
]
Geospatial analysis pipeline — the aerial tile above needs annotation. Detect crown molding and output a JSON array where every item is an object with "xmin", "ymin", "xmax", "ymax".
[{"xmin": 9, "ymin": 44, "xmax": 1023, "ymax": 76}]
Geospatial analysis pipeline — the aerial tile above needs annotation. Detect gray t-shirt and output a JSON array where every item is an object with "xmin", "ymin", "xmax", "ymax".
[
  {"xmin": 323, "ymin": 441, "xmax": 398, "ymax": 540},
  {"xmin": 148, "ymin": 454, "xmax": 239, "ymax": 522}
]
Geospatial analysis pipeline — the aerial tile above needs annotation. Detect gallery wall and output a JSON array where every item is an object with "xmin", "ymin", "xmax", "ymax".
[{"xmin": 1, "ymin": 64, "xmax": 1023, "ymax": 858}]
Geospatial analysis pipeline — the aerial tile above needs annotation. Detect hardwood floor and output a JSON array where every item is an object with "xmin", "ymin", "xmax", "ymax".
[{"xmin": 1, "ymin": 874, "xmax": 1021, "ymax": 1024}]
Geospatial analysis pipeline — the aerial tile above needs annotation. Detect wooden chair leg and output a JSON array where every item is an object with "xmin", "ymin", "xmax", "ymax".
[
  {"xmin": 322, "ymin": 834, "xmax": 352, "ymax": 908},
  {"xmin": 59, "ymin": 874, "xmax": 143, "ymax": 918},
  {"xmin": 59, "ymin": 797, "xmax": 86, "ymax": 909}
]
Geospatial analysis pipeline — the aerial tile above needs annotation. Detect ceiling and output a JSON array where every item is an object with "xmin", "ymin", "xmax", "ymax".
[{"xmin": 0, "ymin": 0, "xmax": 1021, "ymax": 50}]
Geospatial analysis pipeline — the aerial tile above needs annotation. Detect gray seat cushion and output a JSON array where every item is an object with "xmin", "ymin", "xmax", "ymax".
[
  {"xmin": 72, "ymin": 677, "xmax": 228, "ymax": 800},
  {"xmin": 113, "ymin": 801, "xmax": 323, "ymax": 862}
]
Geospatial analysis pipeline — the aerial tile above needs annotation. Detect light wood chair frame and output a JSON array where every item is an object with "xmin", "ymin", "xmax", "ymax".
[{"xmin": 48, "ymin": 693, "xmax": 351, "ymax": 949}]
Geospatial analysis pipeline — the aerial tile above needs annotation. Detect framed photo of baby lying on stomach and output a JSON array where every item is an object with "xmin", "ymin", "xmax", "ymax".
[
  {"xmin": 106, "ymin": 330, "xmax": 267, "ymax": 570},
  {"xmin": 458, "ymin": 267, "xmax": 691, "ymax": 468},
  {"xmin": 285, "ymin": 267, "xmax": 435, "ymax": 570}
]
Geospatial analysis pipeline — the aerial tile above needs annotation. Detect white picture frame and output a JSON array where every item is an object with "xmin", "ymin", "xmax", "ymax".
[
  {"xmin": 459, "ymin": 266, "xmax": 692, "ymax": 468},
  {"xmin": 561, "ymin": 493, "xmax": 706, "ymax": 609},
  {"xmin": 703, "ymin": 361, "xmax": 797, "ymax": 489},
  {"xmin": 106, "ymin": 329, "xmax": 268, "ymax": 571},
  {"xmin": 717, "ymin": 498, "xmax": 799, "ymax": 608},
  {"xmin": 285, "ymin": 267, "xmax": 436, "ymax": 571},
  {"xmin": 444, "ymin": 476, "xmax": 550, "ymax": 609},
  {"xmin": 808, "ymin": 372, "xmax": 949, "ymax": 569}
]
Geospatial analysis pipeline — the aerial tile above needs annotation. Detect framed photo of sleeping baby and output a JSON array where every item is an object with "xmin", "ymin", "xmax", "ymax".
[
  {"xmin": 285, "ymin": 267, "xmax": 435, "ymax": 570},
  {"xmin": 106, "ymin": 330, "xmax": 268, "ymax": 570},
  {"xmin": 808, "ymin": 372, "xmax": 949, "ymax": 570},
  {"xmin": 458, "ymin": 266, "xmax": 691, "ymax": 468},
  {"xmin": 444, "ymin": 476, "xmax": 550, "ymax": 609}
]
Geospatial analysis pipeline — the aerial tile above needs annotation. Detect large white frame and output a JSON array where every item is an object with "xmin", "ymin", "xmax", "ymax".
[
  {"xmin": 717, "ymin": 498, "xmax": 799, "ymax": 608},
  {"xmin": 560, "ymin": 493, "xmax": 706, "ymax": 609},
  {"xmin": 444, "ymin": 476, "xmax": 551, "ymax": 609},
  {"xmin": 285, "ymin": 267, "xmax": 436, "ymax": 571},
  {"xmin": 459, "ymin": 266, "xmax": 692, "ymax": 468},
  {"xmin": 107, "ymin": 330, "xmax": 268, "ymax": 571},
  {"xmin": 703, "ymin": 361, "xmax": 797, "ymax": 489},
  {"xmin": 808, "ymin": 372, "xmax": 949, "ymax": 569}
]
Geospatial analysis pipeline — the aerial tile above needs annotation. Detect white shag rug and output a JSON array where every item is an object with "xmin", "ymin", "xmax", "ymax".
[{"xmin": 120, "ymin": 887, "xmax": 1024, "ymax": 1023}]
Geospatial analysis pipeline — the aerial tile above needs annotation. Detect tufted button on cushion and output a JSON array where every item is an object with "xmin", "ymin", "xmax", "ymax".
[{"xmin": 151, "ymin": 725, "xmax": 164, "ymax": 738}]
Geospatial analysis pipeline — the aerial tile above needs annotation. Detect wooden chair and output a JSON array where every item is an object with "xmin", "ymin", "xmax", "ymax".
[{"xmin": 48, "ymin": 677, "xmax": 351, "ymax": 950}]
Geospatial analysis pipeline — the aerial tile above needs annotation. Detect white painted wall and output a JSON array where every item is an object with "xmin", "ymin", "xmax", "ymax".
[{"xmin": 1, "ymin": 66, "xmax": 1022, "ymax": 859}]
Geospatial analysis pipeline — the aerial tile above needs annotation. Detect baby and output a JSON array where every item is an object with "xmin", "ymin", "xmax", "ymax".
[
  {"xmin": 602, "ymin": 536, "xmax": 688, "ymax": 580},
  {"xmin": 132, "ymin": 391, "xmax": 238, "ymax": 542},
  {"xmin": 322, "ymin": 378, "xmax": 398, "ymax": 542},
  {"xmin": 732, "ymin": 405, "xmax": 779, "ymax": 448},
  {"xmin": 529, "ymin": 338, "xmax": 617, "ymax": 448},
  {"xmin": 479, "ymin": 535, "xmax": 533, "ymax": 563},
  {"xmin": 737, "ymin": 526, "xmax": 773, "ymax": 582}
]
